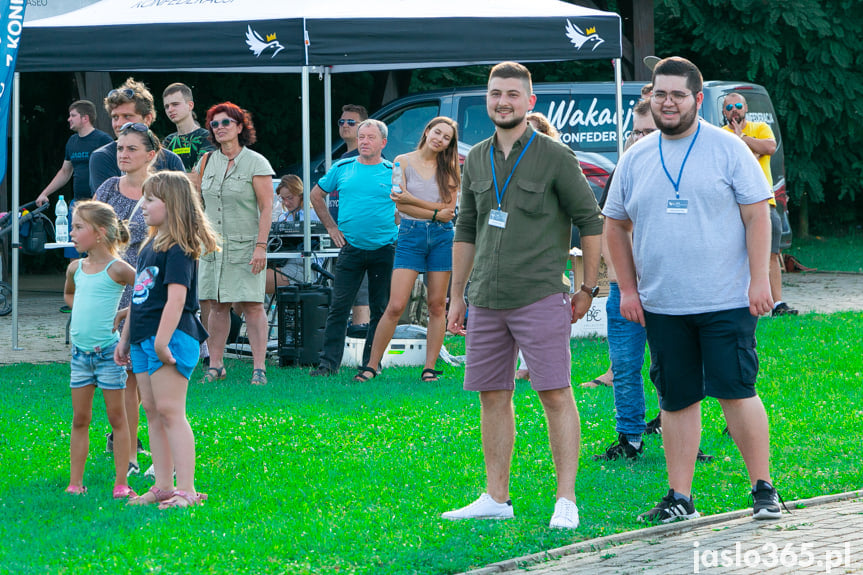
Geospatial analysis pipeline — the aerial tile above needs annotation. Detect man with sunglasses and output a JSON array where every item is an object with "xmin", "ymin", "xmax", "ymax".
[
  {"xmin": 89, "ymin": 78, "xmax": 184, "ymax": 195},
  {"xmin": 723, "ymin": 93, "xmax": 797, "ymax": 317},
  {"xmin": 605, "ymin": 57, "xmax": 783, "ymax": 524}
]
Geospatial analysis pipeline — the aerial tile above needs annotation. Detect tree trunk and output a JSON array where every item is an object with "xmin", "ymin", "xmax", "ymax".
[{"xmin": 797, "ymin": 193, "xmax": 809, "ymax": 238}]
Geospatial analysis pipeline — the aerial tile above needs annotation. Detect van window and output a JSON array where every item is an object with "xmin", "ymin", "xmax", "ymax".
[
  {"xmin": 457, "ymin": 94, "xmax": 639, "ymax": 153},
  {"xmin": 713, "ymin": 92, "xmax": 782, "ymax": 147},
  {"xmin": 378, "ymin": 102, "xmax": 441, "ymax": 158}
]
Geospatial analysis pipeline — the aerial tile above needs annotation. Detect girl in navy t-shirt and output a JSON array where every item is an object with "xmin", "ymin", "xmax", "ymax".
[{"xmin": 116, "ymin": 171, "xmax": 219, "ymax": 509}]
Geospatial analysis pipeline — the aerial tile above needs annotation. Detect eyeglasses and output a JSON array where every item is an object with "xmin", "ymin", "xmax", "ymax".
[
  {"xmin": 631, "ymin": 128, "xmax": 656, "ymax": 137},
  {"xmin": 209, "ymin": 118, "xmax": 236, "ymax": 129},
  {"xmin": 338, "ymin": 119, "xmax": 357, "ymax": 127},
  {"xmin": 651, "ymin": 91, "xmax": 694, "ymax": 104},
  {"xmin": 107, "ymin": 88, "xmax": 135, "ymax": 100},
  {"xmin": 725, "ymin": 103, "xmax": 744, "ymax": 111},
  {"xmin": 119, "ymin": 122, "xmax": 148, "ymax": 132}
]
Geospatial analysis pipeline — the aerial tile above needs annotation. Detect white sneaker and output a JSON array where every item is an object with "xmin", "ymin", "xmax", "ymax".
[
  {"xmin": 549, "ymin": 497, "xmax": 580, "ymax": 529},
  {"xmin": 441, "ymin": 493, "xmax": 514, "ymax": 520},
  {"xmin": 143, "ymin": 464, "xmax": 155, "ymax": 479}
]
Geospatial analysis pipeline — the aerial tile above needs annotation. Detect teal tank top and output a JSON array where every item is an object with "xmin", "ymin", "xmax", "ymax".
[{"xmin": 70, "ymin": 258, "xmax": 124, "ymax": 351}]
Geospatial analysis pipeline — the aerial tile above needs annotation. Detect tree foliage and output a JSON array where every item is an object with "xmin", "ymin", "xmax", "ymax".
[{"xmin": 655, "ymin": 0, "xmax": 863, "ymax": 230}]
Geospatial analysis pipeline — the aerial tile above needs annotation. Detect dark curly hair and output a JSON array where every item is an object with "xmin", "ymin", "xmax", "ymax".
[{"xmin": 205, "ymin": 102, "xmax": 257, "ymax": 147}]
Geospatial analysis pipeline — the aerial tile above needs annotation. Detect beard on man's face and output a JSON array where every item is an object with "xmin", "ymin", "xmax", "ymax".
[
  {"xmin": 652, "ymin": 104, "xmax": 698, "ymax": 137},
  {"xmin": 491, "ymin": 107, "xmax": 526, "ymax": 130}
]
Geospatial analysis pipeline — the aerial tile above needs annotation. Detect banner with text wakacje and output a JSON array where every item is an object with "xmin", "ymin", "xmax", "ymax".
[{"xmin": 0, "ymin": 0, "xmax": 25, "ymax": 182}]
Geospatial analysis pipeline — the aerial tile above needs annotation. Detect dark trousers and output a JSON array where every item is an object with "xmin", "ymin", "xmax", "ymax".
[{"xmin": 319, "ymin": 242, "xmax": 395, "ymax": 369}]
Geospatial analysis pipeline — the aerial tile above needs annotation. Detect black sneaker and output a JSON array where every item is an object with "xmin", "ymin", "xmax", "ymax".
[
  {"xmin": 751, "ymin": 479, "xmax": 785, "ymax": 519},
  {"xmin": 105, "ymin": 432, "xmax": 114, "ymax": 453},
  {"xmin": 309, "ymin": 365, "xmax": 335, "ymax": 377},
  {"xmin": 638, "ymin": 489, "xmax": 700, "ymax": 523},
  {"xmin": 593, "ymin": 433, "xmax": 643, "ymax": 461},
  {"xmin": 772, "ymin": 302, "xmax": 799, "ymax": 317},
  {"xmin": 60, "ymin": 305, "xmax": 72, "ymax": 313},
  {"xmin": 696, "ymin": 448, "xmax": 714, "ymax": 463},
  {"xmin": 127, "ymin": 462, "xmax": 140, "ymax": 477},
  {"xmin": 137, "ymin": 438, "xmax": 149, "ymax": 455},
  {"xmin": 644, "ymin": 414, "xmax": 662, "ymax": 435}
]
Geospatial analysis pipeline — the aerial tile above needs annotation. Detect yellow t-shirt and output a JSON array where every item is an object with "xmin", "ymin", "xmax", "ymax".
[{"xmin": 724, "ymin": 121, "xmax": 776, "ymax": 206}]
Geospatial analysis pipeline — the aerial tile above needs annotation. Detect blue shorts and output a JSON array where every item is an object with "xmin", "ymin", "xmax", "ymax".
[
  {"xmin": 70, "ymin": 341, "xmax": 127, "ymax": 390},
  {"xmin": 130, "ymin": 330, "xmax": 200, "ymax": 380},
  {"xmin": 394, "ymin": 219, "xmax": 453, "ymax": 273}
]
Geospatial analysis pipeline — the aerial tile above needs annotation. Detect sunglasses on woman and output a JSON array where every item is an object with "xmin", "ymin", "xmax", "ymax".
[
  {"xmin": 210, "ymin": 118, "xmax": 237, "ymax": 129},
  {"xmin": 120, "ymin": 122, "xmax": 148, "ymax": 132},
  {"xmin": 725, "ymin": 103, "xmax": 744, "ymax": 111}
]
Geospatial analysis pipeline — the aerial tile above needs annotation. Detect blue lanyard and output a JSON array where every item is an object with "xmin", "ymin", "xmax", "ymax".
[
  {"xmin": 659, "ymin": 121, "xmax": 701, "ymax": 198},
  {"xmin": 490, "ymin": 131, "xmax": 537, "ymax": 209}
]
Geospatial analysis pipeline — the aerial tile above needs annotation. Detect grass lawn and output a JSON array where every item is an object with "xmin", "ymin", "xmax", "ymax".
[
  {"xmin": 2, "ymin": 312, "xmax": 861, "ymax": 574},
  {"xmin": 784, "ymin": 232, "xmax": 863, "ymax": 273}
]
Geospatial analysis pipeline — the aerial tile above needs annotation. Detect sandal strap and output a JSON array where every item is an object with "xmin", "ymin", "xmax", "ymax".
[{"xmin": 353, "ymin": 366, "xmax": 378, "ymax": 382}]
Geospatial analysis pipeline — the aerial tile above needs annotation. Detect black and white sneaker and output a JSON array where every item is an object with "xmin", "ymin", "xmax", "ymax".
[
  {"xmin": 593, "ymin": 433, "xmax": 643, "ymax": 461},
  {"xmin": 751, "ymin": 479, "xmax": 785, "ymax": 520},
  {"xmin": 105, "ymin": 432, "xmax": 114, "ymax": 453},
  {"xmin": 644, "ymin": 414, "xmax": 662, "ymax": 435},
  {"xmin": 638, "ymin": 489, "xmax": 700, "ymax": 523},
  {"xmin": 772, "ymin": 302, "xmax": 799, "ymax": 317}
]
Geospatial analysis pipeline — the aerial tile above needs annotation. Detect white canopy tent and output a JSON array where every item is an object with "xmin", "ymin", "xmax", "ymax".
[{"xmin": 10, "ymin": 0, "xmax": 623, "ymax": 347}]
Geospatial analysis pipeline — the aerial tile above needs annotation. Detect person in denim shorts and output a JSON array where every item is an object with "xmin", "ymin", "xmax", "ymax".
[
  {"xmin": 64, "ymin": 200, "xmax": 137, "ymax": 499},
  {"xmin": 357, "ymin": 117, "xmax": 462, "ymax": 383}
]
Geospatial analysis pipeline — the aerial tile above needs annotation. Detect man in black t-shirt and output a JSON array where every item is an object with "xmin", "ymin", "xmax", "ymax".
[
  {"xmin": 36, "ymin": 100, "xmax": 113, "ymax": 206},
  {"xmin": 161, "ymin": 82, "xmax": 215, "ymax": 172}
]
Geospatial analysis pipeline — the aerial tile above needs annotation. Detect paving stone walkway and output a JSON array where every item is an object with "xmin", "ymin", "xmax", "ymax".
[{"xmin": 467, "ymin": 493, "xmax": 863, "ymax": 575}]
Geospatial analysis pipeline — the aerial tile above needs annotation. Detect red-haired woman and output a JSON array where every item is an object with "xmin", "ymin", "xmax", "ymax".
[
  {"xmin": 355, "ymin": 117, "xmax": 460, "ymax": 382},
  {"xmin": 197, "ymin": 102, "xmax": 274, "ymax": 385}
]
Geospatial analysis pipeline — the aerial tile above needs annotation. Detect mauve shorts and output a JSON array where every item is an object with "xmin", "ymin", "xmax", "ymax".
[{"xmin": 464, "ymin": 292, "xmax": 572, "ymax": 392}]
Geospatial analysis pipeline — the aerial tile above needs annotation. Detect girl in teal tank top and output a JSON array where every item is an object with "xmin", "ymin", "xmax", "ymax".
[{"xmin": 64, "ymin": 200, "xmax": 137, "ymax": 499}]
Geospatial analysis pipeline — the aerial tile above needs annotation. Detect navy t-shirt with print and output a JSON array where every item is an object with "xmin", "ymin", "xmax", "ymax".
[
  {"xmin": 130, "ymin": 242, "xmax": 207, "ymax": 344},
  {"xmin": 66, "ymin": 129, "xmax": 113, "ymax": 200}
]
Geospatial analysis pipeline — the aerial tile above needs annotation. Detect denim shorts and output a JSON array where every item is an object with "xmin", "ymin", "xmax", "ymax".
[
  {"xmin": 130, "ymin": 329, "xmax": 200, "ymax": 380},
  {"xmin": 70, "ymin": 341, "xmax": 127, "ymax": 390},
  {"xmin": 394, "ymin": 219, "xmax": 453, "ymax": 273}
]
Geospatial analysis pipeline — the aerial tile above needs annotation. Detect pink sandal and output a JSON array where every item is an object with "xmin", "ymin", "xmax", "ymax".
[
  {"xmin": 65, "ymin": 484, "xmax": 87, "ymax": 495},
  {"xmin": 128, "ymin": 486, "xmax": 174, "ymax": 506},
  {"xmin": 112, "ymin": 485, "xmax": 138, "ymax": 499},
  {"xmin": 158, "ymin": 490, "xmax": 208, "ymax": 510}
]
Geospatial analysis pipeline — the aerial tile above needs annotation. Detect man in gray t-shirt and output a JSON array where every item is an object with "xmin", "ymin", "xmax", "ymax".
[{"xmin": 604, "ymin": 57, "xmax": 783, "ymax": 524}]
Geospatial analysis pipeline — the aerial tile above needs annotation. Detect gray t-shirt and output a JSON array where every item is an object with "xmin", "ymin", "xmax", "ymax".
[{"xmin": 603, "ymin": 120, "xmax": 771, "ymax": 315}]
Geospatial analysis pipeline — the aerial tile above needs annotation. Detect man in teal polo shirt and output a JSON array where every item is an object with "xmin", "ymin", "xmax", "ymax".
[
  {"xmin": 310, "ymin": 119, "xmax": 397, "ymax": 375},
  {"xmin": 443, "ymin": 62, "xmax": 602, "ymax": 529}
]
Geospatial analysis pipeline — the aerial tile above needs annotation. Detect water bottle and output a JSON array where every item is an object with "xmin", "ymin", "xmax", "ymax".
[
  {"xmin": 391, "ymin": 162, "xmax": 402, "ymax": 194},
  {"xmin": 55, "ymin": 195, "xmax": 69, "ymax": 243}
]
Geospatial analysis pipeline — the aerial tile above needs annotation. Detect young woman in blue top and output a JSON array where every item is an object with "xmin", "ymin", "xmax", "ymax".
[
  {"xmin": 116, "ymin": 171, "xmax": 219, "ymax": 509},
  {"xmin": 64, "ymin": 200, "xmax": 137, "ymax": 499}
]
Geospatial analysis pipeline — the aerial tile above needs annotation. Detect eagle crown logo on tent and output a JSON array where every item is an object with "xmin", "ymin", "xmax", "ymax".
[
  {"xmin": 565, "ymin": 19, "xmax": 604, "ymax": 51},
  {"xmin": 245, "ymin": 25, "xmax": 285, "ymax": 58}
]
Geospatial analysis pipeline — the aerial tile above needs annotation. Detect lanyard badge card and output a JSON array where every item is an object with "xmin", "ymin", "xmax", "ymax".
[{"xmin": 489, "ymin": 132, "xmax": 536, "ymax": 229}]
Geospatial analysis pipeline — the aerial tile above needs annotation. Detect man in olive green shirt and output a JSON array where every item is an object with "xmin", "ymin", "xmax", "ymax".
[{"xmin": 443, "ymin": 62, "xmax": 602, "ymax": 529}]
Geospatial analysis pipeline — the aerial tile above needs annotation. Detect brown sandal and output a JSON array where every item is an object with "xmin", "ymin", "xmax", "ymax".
[
  {"xmin": 201, "ymin": 366, "xmax": 227, "ymax": 383},
  {"xmin": 128, "ymin": 486, "xmax": 174, "ymax": 506},
  {"xmin": 251, "ymin": 368, "xmax": 267, "ymax": 386}
]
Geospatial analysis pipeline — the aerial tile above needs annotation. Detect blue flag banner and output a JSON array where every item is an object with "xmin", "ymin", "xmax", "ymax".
[{"xmin": 0, "ymin": 0, "xmax": 25, "ymax": 183}]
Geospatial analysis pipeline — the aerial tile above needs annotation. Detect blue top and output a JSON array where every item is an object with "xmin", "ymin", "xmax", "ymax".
[
  {"xmin": 70, "ymin": 258, "xmax": 123, "ymax": 351},
  {"xmin": 318, "ymin": 157, "xmax": 397, "ymax": 250}
]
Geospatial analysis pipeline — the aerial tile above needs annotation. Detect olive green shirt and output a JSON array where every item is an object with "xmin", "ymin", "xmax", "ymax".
[{"xmin": 455, "ymin": 125, "xmax": 603, "ymax": 309}]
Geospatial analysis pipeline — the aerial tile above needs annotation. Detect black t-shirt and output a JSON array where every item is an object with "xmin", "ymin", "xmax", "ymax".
[
  {"xmin": 65, "ymin": 129, "xmax": 113, "ymax": 200},
  {"xmin": 130, "ymin": 241, "xmax": 207, "ymax": 344},
  {"xmin": 162, "ymin": 127, "xmax": 216, "ymax": 172}
]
